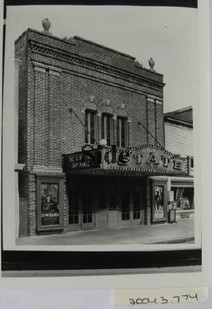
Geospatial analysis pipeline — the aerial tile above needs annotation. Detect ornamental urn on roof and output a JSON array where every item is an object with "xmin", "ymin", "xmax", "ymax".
[{"xmin": 42, "ymin": 18, "xmax": 52, "ymax": 34}]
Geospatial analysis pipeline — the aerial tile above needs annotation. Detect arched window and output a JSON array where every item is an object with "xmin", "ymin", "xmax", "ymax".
[
  {"xmin": 85, "ymin": 110, "xmax": 96, "ymax": 144},
  {"xmin": 116, "ymin": 117, "xmax": 128, "ymax": 148},
  {"xmin": 101, "ymin": 113, "xmax": 113, "ymax": 146}
]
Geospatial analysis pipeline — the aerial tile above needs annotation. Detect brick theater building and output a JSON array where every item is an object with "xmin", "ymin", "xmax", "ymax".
[{"xmin": 15, "ymin": 20, "xmax": 193, "ymax": 237}]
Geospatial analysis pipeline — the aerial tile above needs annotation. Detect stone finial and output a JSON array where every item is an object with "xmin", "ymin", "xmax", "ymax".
[
  {"xmin": 42, "ymin": 18, "xmax": 52, "ymax": 34},
  {"xmin": 148, "ymin": 57, "xmax": 155, "ymax": 70}
]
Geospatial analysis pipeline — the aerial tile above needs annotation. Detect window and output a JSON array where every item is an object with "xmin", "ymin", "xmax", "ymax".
[
  {"xmin": 190, "ymin": 157, "xmax": 194, "ymax": 169},
  {"xmin": 85, "ymin": 110, "xmax": 96, "ymax": 144},
  {"xmin": 117, "ymin": 117, "xmax": 128, "ymax": 148},
  {"xmin": 171, "ymin": 187, "xmax": 194, "ymax": 209},
  {"xmin": 101, "ymin": 114, "xmax": 112, "ymax": 145}
]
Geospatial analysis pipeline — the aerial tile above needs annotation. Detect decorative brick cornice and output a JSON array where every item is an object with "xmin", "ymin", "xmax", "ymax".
[{"xmin": 29, "ymin": 40, "xmax": 164, "ymax": 92}]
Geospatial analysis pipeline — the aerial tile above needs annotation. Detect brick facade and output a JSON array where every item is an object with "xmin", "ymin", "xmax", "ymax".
[{"xmin": 15, "ymin": 28, "xmax": 165, "ymax": 236}]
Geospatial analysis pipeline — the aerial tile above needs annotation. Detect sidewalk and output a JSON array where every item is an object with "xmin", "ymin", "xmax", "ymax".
[{"xmin": 16, "ymin": 218, "xmax": 195, "ymax": 246}]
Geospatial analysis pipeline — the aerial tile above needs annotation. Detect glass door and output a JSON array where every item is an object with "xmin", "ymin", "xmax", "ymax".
[
  {"xmin": 82, "ymin": 190, "xmax": 94, "ymax": 229},
  {"xmin": 120, "ymin": 189, "xmax": 143, "ymax": 226},
  {"xmin": 132, "ymin": 190, "xmax": 142, "ymax": 224},
  {"xmin": 68, "ymin": 189, "xmax": 94, "ymax": 230},
  {"xmin": 69, "ymin": 190, "xmax": 80, "ymax": 227},
  {"xmin": 120, "ymin": 191, "xmax": 130, "ymax": 225}
]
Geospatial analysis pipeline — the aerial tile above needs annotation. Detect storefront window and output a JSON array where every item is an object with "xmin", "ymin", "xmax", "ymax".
[
  {"xmin": 171, "ymin": 187, "xmax": 194, "ymax": 209},
  {"xmin": 153, "ymin": 185, "xmax": 165, "ymax": 220},
  {"xmin": 40, "ymin": 183, "xmax": 60, "ymax": 226}
]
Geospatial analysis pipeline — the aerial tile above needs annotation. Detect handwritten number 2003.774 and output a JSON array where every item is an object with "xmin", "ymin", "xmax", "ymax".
[{"xmin": 129, "ymin": 293, "xmax": 198, "ymax": 305}]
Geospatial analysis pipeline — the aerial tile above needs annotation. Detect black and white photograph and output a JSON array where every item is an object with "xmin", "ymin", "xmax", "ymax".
[{"xmin": 2, "ymin": 0, "xmax": 210, "ymax": 282}]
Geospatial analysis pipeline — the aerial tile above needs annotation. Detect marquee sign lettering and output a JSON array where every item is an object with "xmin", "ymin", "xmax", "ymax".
[
  {"xmin": 102, "ymin": 145, "xmax": 188, "ymax": 175},
  {"xmin": 63, "ymin": 145, "xmax": 188, "ymax": 175}
]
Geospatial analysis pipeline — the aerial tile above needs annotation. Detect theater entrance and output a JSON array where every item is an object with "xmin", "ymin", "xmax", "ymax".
[{"xmin": 67, "ymin": 176, "xmax": 146, "ymax": 231}]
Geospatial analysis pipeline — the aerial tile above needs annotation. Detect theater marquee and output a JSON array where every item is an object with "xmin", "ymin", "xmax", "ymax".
[{"xmin": 63, "ymin": 145, "xmax": 188, "ymax": 176}]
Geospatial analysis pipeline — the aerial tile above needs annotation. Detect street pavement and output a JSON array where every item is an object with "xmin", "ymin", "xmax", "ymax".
[{"xmin": 16, "ymin": 217, "xmax": 195, "ymax": 246}]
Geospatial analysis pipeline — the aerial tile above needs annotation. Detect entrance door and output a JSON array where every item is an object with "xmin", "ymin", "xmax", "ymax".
[
  {"xmin": 132, "ymin": 190, "xmax": 143, "ymax": 225},
  {"xmin": 96, "ymin": 190, "xmax": 108, "ymax": 229},
  {"xmin": 120, "ymin": 191, "xmax": 130, "ymax": 225},
  {"xmin": 81, "ymin": 190, "xmax": 94, "ymax": 230},
  {"xmin": 68, "ymin": 189, "xmax": 94, "ymax": 230},
  {"xmin": 120, "ymin": 189, "xmax": 143, "ymax": 225}
]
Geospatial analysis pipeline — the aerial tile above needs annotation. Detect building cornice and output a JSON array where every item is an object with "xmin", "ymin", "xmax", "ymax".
[
  {"xmin": 30, "ymin": 53, "xmax": 163, "ymax": 99},
  {"xmin": 29, "ymin": 40, "xmax": 164, "ymax": 93}
]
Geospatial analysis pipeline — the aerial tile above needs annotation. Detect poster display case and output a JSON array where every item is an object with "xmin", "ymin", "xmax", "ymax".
[
  {"xmin": 37, "ymin": 176, "xmax": 64, "ymax": 232},
  {"xmin": 152, "ymin": 180, "xmax": 168, "ymax": 223}
]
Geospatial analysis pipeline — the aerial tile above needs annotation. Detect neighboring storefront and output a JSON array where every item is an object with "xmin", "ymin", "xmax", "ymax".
[
  {"xmin": 15, "ymin": 20, "xmax": 193, "ymax": 236},
  {"xmin": 164, "ymin": 107, "xmax": 194, "ymax": 219}
]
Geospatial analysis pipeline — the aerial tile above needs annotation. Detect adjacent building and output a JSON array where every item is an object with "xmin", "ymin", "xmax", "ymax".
[
  {"xmin": 15, "ymin": 20, "xmax": 191, "ymax": 237},
  {"xmin": 164, "ymin": 107, "xmax": 194, "ymax": 218}
]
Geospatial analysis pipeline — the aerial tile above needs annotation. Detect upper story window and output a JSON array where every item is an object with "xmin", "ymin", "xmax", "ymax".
[
  {"xmin": 85, "ymin": 110, "xmax": 96, "ymax": 144},
  {"xmin": 101, "ymin": 113, "xmax": 113, "ymax": 146},
  {"xmin": 116, "ymin": 117, "xmax": 128, "ymax": 148}
]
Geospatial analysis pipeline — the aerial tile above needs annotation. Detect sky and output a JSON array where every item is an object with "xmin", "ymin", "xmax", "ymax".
[{"xmin": 6, "ymin": 5, "xmax": 199, "ymax": 112}]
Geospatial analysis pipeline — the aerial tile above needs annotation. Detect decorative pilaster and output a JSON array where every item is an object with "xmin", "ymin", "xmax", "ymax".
[
  {"xmin": 147, "ymin": 96, "xmax": 156, "ymax": 145},
  {"xmin": 48, "ymin": 67, "xmax": 61, "ymax": 167},
  {"xmin": 33, "ymin": 64, "xmax": 48, "ymax": 166}
]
